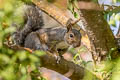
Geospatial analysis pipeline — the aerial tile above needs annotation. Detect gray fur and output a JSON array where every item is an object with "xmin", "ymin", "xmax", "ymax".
[{"xmin": 24, "ymin": 27, "xmax": 81, "ymax": 52}]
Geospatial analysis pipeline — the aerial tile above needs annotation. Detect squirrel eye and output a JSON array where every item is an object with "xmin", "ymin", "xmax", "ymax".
[{"xmin": 69, "ymin": 33, "xmax": 74, "ymax": 38}]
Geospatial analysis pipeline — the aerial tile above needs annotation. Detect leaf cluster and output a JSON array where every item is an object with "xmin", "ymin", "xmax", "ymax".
[{"xmin": 0, "ymin": 0, "xmax": 46, "ymax": 80}]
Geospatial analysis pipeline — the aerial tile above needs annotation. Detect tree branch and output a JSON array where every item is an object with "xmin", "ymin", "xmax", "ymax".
[
  {"xmin": 40, "ymin": 54, "xmax": 85, "ymax": 80},
  {"xmin": 4, "ymin": 40, "xmax": 85, "ymax": 80}
]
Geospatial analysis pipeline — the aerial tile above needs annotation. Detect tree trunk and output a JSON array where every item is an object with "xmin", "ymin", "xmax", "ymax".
[{"xmin": 77, "ymin": 3, "xmax": 117, "ymax": 62}]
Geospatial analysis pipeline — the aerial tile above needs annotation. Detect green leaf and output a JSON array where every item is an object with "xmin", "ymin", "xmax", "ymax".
[
  {"xmin": 4, "ymin": 27, "xmax": 16, "ymax": 33},
  {"xmin": 20, "ymin": 66, "xmax": 27, "ymax": 74},
  {"xmin": 29, "ymin": 54, "xmax": 39, "ymax": 62},
  {"xmin": 68, "ymin": 2, "xmax": 74, "ymax": 12},
  {"xmin": 4, "ymin": 2, "xmax": 13, "ymax": 14},
  {"xmin": 0, "ymin": 11, "xmax": 5, "ymax": 19},
  {"xmin": 113, "ymin": 0, "xmax": 117, "ymax": 3},
  {"xmin": 20, "ymin": 75, "xmax": 27, "ymax": 80},
  {"xmin": 73, "ymin": 0, "xmax": 79, "ymax": 9},
  {"xmin": 34, "ymin": 50, "xmax": 46, "ymax": 57},
  {"xmin": 115, "ymin": 14, "xmax": 120, "ymax": 20},
  {"xmin": 108, "ymin": 19, "xmax": 116, "ymax": 27},
  {"xmin": 0, "ymin": 54, "xmax": 10, "ymax": 64},
  {"xmin": 30, "ymin": 63, "xmax": 36, "ymax": 70},
  {"xmin": 110, "ymin": 59, "xmax": 120, "ymax": 80},
  {"xmin": 17, "ymin": 51, "xmax": 27, "ymax": 61},
  {"xmin": 74, "ymin": 12, "xmax": 79, "ymax": 18}
]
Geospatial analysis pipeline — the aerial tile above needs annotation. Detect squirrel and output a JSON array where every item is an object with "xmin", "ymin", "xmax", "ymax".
[{"xmin": 13, "ymin": 4, "xmax": 82, "ymax": 59}]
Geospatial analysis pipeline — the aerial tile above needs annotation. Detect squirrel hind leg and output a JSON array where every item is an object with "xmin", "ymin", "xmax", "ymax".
[
  {"xmin": 24, "ymin": 32, "xmax": 49, "ymax": 51},
  {"xmin": 24, "ymin": 32, "xmax": 42, "ymax": 50}
]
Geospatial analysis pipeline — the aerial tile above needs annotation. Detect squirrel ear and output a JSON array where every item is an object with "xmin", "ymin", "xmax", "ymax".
[
  {"xmin": 67, "ymin": 25, "xmax": 72, "ymax": 32},
  {"xmin": 66, "ymin": 19, "xmax": 73, "ymax": 32},
  {"xmin": 66, "ymin": 18, "xmax": 80, "ymax": 32}
]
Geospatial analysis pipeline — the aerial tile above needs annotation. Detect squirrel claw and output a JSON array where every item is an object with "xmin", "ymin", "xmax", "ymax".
[
  {"xmin": 56, "ymin": 56, "xmax": 61, "ymax": 63},
  {"xmin": 54, "ymin": 55, "xmax": 61, "ymax": 63}
]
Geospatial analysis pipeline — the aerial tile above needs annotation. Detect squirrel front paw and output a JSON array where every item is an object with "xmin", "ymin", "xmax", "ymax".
[{"xmin": 54, "ymin": 55, "xmax": 61, "ymax": 64}]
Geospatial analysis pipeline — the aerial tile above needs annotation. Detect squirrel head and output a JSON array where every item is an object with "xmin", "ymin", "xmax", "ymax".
[{"xmin": 64, "ymin": 24, "xmax": 81, "ymax": 48}]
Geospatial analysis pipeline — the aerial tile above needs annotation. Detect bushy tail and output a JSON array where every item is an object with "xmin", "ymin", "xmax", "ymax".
[{"xmin": 13, "ymin": 4, "xmax": 44, "ymax": 46}]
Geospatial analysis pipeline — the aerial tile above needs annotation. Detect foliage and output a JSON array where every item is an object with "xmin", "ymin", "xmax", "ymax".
[
  {"xmin": 67, "ymin": 0, "xmax": 80, "ymax": 18},
  {"xmin": 102, "ymin": 0, "xmax": 120, "ymax": 35},
  {"xmin": 0, "ymin": 0, "xmax": 46, "ymax": 80},
  {"xmin": 106, "ymin": 10, "xmax": 120, "ymax": 27}
]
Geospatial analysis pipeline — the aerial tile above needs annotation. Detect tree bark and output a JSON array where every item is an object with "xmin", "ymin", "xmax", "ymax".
[
  {"xmin": 40, "ymin": 54, "xmax": 85, "ymax": 80},
  {"xmin": 78, "ymin": 5, "xmax": 117, "ymax": 61}
]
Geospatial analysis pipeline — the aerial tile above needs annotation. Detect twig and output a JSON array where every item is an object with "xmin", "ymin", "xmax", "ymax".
[
  {"xmin": 4, "ymin": 41, "xmax": 34, "ymax": 53},
  {"xmin": 71, "ymin": 18, "xmax": 81, "ymax": 25}
]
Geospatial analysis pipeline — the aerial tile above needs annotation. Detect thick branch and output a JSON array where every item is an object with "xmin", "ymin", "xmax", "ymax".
[
  {"xmin": 77, "ymin": 2, "xmax": 117, "ymax": 61},
  {"xmin": 40, "ymin": 54, "xmax": 85, "ymax": 80},
  {"xmin": 32, "ymin": 0, "xmax": 69, "ymax": 27}
]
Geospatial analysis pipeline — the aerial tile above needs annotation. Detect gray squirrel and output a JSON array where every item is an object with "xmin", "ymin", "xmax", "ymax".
[{"xmin": 13, "ymin": 4, "xmax": 81, "ymax": 57}]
